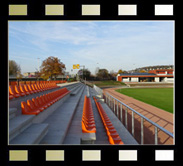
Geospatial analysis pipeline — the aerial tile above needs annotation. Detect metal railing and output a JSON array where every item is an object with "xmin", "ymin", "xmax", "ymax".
[
  {"xmin": 93, "ymin": 85, "xmax": 103, "ymax": 98},
  {"xmin": 105, "ymin": 92, "xmax": 174, "ymax": 145}
]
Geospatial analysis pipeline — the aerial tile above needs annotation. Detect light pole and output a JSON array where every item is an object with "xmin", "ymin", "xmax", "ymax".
[
  {"xmin": 37, "ymin": 58, "xmax": 40, "ymax": 72},
  {"xmin": 36, "ymin": 58, "xmax": 40, "ymax": 81},
  {"xmin": 80, "ymin": 65, "xmax": 85, "ymax": 82}
]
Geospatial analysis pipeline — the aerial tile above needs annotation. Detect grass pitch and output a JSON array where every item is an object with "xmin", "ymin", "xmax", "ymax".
[
  {"xmin": 94, "ymin": 80, "xmax": 126, "ymax": 87},
  {"xmin": 116, "ymin": 88, "xmax": 173, "ymax": 113}
]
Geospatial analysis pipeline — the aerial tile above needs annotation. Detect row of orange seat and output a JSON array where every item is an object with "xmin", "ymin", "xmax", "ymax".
[
  {"xmin": 9, "ymin": 83, "xmax": 59, "ymax": 100},
  {"xmin": 81, "ymin": 96, "xmax": 96, "ymax": 133},
  {"xmin": 93, "ymin": 97, "xmax": 124, "ymax": 145},
  {"xmin": 21, "ymin": 88, "xmax": 70, "ymax": 115}
]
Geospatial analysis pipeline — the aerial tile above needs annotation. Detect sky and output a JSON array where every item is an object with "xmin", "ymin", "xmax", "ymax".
[{"xmin": 9, "ymin": 21, "xmax": 174, "ymax": 75}]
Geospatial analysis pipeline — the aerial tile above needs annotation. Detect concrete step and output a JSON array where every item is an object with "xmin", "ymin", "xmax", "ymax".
[
  {"xmin": 58, "ymin": 82, "xmax": 81, "ymax": 91},
  {"xmin": 40, "ymin": 85, "xmax": 86, "ymax": 144},
  {"xmin": 63, "ymin": 86, "xmax": 87, "ymax": 144},
  {"xmin": 71, "ymin": 84, "xmax": 84, "ymax": 96},
  {"xmin": 66, "ymin": 83, "xmax": 82, "ymax": 93},
  {"xmin": 9, "ymin": 114, "xmax": 35, "ymax": 141},
  {"xmin": 57, "ymin": 82, "xmax": 79, "ymax": 88},
  {"xmin": 86, "ymin": 86, "xmax": 90, "ymax": 97},
  {"xmin": 89, "ymin": 87, "xmax": 110, "ymax": 145},
  {"xmin": 91, "ymin": 88, "xmax": 138, "ymax": 145},
  {"xmin": 70, "ymin": 84, "xmax": 83, "ymax": 96},
  {"xmin": 32, "ymin": 91, "xmax": 71, "ymax": 124},
  {"xmin": 10, "ymin": 123, "xmax": 49, "ymax": 145},
  {"xmin": 9, "ymin": 108, "xmax": 17, "ymax": 120},
  {"xmin": 69, "ymin": 83, "xmax": 82, "ymax": 92}
]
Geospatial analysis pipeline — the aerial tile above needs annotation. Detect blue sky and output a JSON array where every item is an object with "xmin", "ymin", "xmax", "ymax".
[{"xmin": 9, "ymin": 21, "xmax": 174, "ymax": 75}]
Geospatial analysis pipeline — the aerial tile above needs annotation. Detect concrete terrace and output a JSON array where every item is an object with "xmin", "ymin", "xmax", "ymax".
[{"xmin": 9, "ymin": 82, "xmax": 138, "ymax": 145}]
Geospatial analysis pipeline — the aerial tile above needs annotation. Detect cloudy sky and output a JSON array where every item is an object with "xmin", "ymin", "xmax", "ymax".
[{"xmin": 9, "ymin": 21, "xmax": 174, "ymax": 75}]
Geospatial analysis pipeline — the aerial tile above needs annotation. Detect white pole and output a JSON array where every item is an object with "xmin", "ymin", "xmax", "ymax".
[{"xmin": 37, "ymin": 58, "xmax": 40, "ymax": 72}]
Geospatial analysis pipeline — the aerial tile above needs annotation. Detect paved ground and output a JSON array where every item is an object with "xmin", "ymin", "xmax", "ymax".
[
  {"xmin": 40, "ymin": 84, "xmax": 85, "ymax": 144},
  {"xmin": 63, "ymin": 87, "xmax": 86, "ymax": 144},
  {"xmin": 103, "ymin": 87, "xmax": 174, "ymax": 145},
  {"xmin": 63, "ymin": 85, "xmax": 138, "ymax": 145},
  {"xmin": 63, "ymin": 86, "xmax": 110, "ymax": 145},
  {"xmin": 90, "ymin": 87, "xmax": 138, "ymax": 145},
  {"xmin": 90, "ymin": 88, "xmax": 110, "ymax": 145}
]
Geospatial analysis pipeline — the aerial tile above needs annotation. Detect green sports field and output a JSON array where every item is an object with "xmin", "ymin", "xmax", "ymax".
[
  {"xmin": 115, "ymin": 88, "xmax": 173, "ymax": 113},
  {"xmin": 94, "ymin": 80, "xmax": 126, "ymax": 87}
]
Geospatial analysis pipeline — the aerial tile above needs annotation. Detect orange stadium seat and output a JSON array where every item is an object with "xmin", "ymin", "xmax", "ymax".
[
  {"xmin": 9, "ymin": 85, "xmax": 21, "ymax": 98},
  {"xmin": 21, "ymin": 101, "xmax": 40, "ymax": 115},
  {"xmin": 24, "ymin": 84, "xmax": 34, "ymax": 94},
  {"xmin": 33, "ymin": 84, "xmax": 42, "ymax": 92},
  {"xmin": 40, "ymin": 95, "xmax": 51, "ymax": 107},
  {"xmin": 31, "ymin": 84, "xmax": 39, "ymax": 93},
  {"xmin": 93, "ymin": 97, "xmax": 124, "ymax": 145},
  {"xmin": 36, "ymin": 84, "xmax": 44, "ymax": 91},
  {"xmin": 27, "ymin": 84, "xmax": 37, "ymax": 93},
  {"xmin": 14, "ymin": 85, "xmax": 26, "ymax": 97},
  {"xmin": 32, "ymin": 98, "xmax": 45, "ymax": 112},
  {"xmin": 39, "ymin": 84, "xmax": 46, "ymax": 91},
  {"xmin": 44, "ymin": 83, "xmax": 51, "ymax": 90},
  {"xmin": 81, "ymin": 96, "xmax": 96, "ymax": 133},
  {"xmin": 43, "ymin": 83, "xmax": 50, "ymax": 90},
  {"xmin": 20, "ymin": 87, "xmax": 70, "ymax": 115},
  {"xmin": 9, "ymin": 92, "xmax": 14, "ymax": 100},
  {"xmin": 36, "ymin": 96, "xmax": 48, "ymax": 109},
  {"xmin": 45, "ymin": 94, "xmax": 54, "ymax": 105},
  {"xmin": 47, "ymin": 93, "xmax": 56, "ymax": 103},
  {"xmin": 43, "ymin": 94, "xmax": 54, "ymax": 105},
  {"xmin": 27, "ymin": 99, "xmax": 42, "ymax": 112},
  {"xmin": 19, "ymin": 84, "xmax": 30, "ymax": 95}
]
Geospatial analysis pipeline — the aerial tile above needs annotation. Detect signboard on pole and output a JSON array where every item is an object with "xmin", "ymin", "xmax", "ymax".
[
  {"xmin": 76, "ymin": 64, "xmax": 80, "ymax": 69},
  {"xmin": 73, "ymin": 65, "xmax": 76, "ymax": 69},
  {"xmin": 73, "ymin": 64, "xmax": 80, "ymax": 69}
]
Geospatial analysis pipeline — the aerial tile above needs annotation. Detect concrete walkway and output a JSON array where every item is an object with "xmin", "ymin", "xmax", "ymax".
[
  {"xmin": 63, "ymin": 85, "xmax": 138, "ymax": 145},
  {"xmin": 89, "ymin": 88, "xmax": 110, "ymax": 144},
  {"xmin": 91, "ymin": 87, "xmax": 138, "ymax": 145},
  {"xmin": 40, "ymin": 84, "xmax": 85, "ymax": 144},
  {"xmin": 63, "ymin": 86, "xmax": 86, "ymax": 144},
  {"xmin": 63, "ymin": 85, "xmax": 109, "ymax": 144},
  {"xmin": 57, "ymin": 81, "xmax": 80, "ymax": 87}
]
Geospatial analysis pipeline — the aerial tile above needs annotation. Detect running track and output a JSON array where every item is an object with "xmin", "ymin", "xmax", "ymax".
[{"xmin": 103, "ymin": 88, "xmax": 174, "ymax": 145}]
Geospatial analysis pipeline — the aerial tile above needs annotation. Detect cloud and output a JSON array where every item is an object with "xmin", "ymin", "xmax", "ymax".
[
  {"xmin": 70, "ymin": 22, "xmax": 174, "ymax": 73},
  {"xmin": 9, "ymin": 21, "xmax": 174, "ymax": 74}
]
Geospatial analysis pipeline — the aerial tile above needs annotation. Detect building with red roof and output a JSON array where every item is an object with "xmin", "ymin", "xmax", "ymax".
[{"xmin": 117, "ymin": 69, "xmax": 174, "ymax": 83}]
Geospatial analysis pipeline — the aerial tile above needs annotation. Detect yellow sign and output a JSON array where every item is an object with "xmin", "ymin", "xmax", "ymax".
[
  {"xmin": 76, "ymin": 64, "xmax": 80, "ymax": 69},
  {"xmin": 73, "ymin": 65, "xmax": 76, "ymax": 69},
  {"xmin": 73, "ymin": 64, "xmax": 80, "ymax": 69}
]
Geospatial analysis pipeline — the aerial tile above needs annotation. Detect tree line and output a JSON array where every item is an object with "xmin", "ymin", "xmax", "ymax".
[
  {"xmin": 9, "ymin": 56, "xmax": 66, "ymax": 81},
  {"xmin": 9, "ymin": 56, "xmax": 148, "ymax": 81}
]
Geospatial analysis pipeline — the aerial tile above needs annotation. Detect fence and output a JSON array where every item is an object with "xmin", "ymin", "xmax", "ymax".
[
  {"xmin": 9, "ymin": 80, "xmax": 67, "ymax": 86},
  {"xmin": 105, "ymin": 92, "xmax": 174, "ymax": 145}
]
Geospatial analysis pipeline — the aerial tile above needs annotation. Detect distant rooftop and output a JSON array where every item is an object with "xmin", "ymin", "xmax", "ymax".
[{"xmin": 119, "ymin": 73, "xmax": 156, "ymax": 76}]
